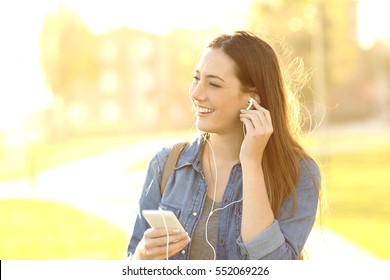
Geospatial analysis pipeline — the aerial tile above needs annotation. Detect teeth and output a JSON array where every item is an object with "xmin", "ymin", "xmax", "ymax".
[{"xmin": 198, "ymin": 107, "xmax": 214, "ymax": 113}]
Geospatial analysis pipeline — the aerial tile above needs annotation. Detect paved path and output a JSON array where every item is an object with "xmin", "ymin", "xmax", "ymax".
[{"xmin": 305, "ymin": 227, "xmax": 377, "ymax": 259}]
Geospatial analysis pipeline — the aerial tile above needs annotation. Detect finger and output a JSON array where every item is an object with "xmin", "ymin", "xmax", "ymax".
[
  {"xmin": 241, "ymin": 108, "xmax": 272, "ymax": 130},
  {"xmin": 144, "ymin": 227, "xmax": 182, "ymax": 239},
  {"xmin": 257, "ymin": 110, "xmax": 273, "ymax": 132},
  {"xmin": 256, "ymin": 106, "xmax": 272, "ymax": 124},
  {"xmin": 256, "ymin": 111, "xmax": 270, "ymax": 131},
  {"xmin": 145, "ymin": 231, "xmax": 189, "ymax": 249},
  {"xmin": 241, "ymin": 112, "xmax": 267, "ymax": 133},
  {"xmin": 254, "ymin": 105, "xmax": 273, "ymax": 129},
  {"xmin": 167, "ymin": 237, "xmax": 191, "ymax": 257},
  {"xmin": 243, "ymin": 99, "xmax": 271, "ymax": 121},
  {"xmin": 146, "ymin": 234, "xmax": 191, "ymax": 259},
  {"xmin": 251, "ymin": 98, "xmax": 262, "ymax": 110},
  {"xmin": 240, "ymin": 116, "xmax": 254, "ymax": 133}
]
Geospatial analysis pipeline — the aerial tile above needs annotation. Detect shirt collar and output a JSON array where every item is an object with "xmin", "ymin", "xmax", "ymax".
[{"xmin": 176, "ymin": 134, "xmax": 207, "ymax": 173}]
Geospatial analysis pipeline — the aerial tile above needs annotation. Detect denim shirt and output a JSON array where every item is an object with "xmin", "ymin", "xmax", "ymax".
[{"xmin": 127, "ymin": 135, "xmax": 321, "ymax": 260}]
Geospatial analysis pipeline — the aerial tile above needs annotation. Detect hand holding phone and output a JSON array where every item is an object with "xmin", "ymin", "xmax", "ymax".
[{"xmin": 133, "ymin": 210, "xmax": 189, "ymax": 260}]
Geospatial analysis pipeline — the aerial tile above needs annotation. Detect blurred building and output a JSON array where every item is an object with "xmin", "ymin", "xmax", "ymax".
[
  {"xmin": 66, "ymin": 28, "xmax": 164, "ymax": 134},
  {"xmin": 73, "ymin": 27, "xmax": 195, "ymax": 135},
  {"xmin": 39, "ymin": 5, "xmax": 200, "ymax": 138}
]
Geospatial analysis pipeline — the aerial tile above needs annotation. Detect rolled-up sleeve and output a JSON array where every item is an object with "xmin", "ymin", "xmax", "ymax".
[{"xmin": 237, "ymin": 158, "xmax": 321, "ymax": 260}]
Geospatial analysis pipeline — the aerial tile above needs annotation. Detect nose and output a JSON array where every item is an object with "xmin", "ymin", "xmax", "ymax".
[{"xmin": 189, "ymin": 81, "xmax": 205, "ymax": 102}]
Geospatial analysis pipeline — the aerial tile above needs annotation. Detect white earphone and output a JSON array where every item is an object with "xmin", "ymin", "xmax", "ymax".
[{"xmin": 246, "ymin": 97, "xmax": 256, "ymax": 110}]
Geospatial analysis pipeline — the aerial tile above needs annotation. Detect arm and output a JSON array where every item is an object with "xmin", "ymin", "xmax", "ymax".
[
  {"xmin": 241, "ymin": 161, "xmax": 274, "ymax": 242},
  {"xmin": 238, "ymin": 159, "xmax": 321, "ymax": 259},
  {"xmin": 239, "ymin": 101, "xmax": 275, "ymax": 243},
  {"xmin": 239, "ymin": 100, "xmax": 320, "ymax": 259}
]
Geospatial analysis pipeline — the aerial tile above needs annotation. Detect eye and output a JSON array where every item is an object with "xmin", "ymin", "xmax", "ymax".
[
  {"xmin": 192, "ymin": 75, "xmax": 200, "ymax": 82},
  {"xmin": 209, "ymin": 82, "xmax": 221, "ymax": 88}
]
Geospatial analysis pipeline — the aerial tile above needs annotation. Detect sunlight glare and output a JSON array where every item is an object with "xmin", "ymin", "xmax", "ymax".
[
  {"xmin": 0, "ymin": 1, "xmax": 53, "ymax": 130},
  {"xmin": 62, "ymin": 0, "xmax": 251, "ymax": 35},
  {"xmin": 357, "ymin": 0, "xmax": 390, "ymax": 49}
]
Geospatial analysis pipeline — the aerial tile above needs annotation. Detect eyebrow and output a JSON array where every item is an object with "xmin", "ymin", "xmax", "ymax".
[{"xmin": 195, "ymin": 70, "xmax": 226, "ymax": 82}]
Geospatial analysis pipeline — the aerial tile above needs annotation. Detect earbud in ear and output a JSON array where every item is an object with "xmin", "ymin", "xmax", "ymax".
[{"xmin": 246, "ymin": 98, "xmax": 255, "ymax": 110}]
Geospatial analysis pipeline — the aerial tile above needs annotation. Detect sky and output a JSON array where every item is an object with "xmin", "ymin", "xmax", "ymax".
[
  {"xmin": 62, "ymin": 0, "xmax": 252, "ymax": 35},
  {"xmin": 357, "ymin": 0, "xmax": 390, "ymax": 49}
]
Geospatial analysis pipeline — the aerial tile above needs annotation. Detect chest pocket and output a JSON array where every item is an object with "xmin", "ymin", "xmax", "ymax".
[{"xmin": 158, "ymin": 203, "xmax": 182, "ymax": 219}]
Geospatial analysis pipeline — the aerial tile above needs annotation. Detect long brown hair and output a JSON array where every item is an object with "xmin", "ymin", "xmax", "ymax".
[{"xmin": 208, "ymin": 31, "xmax": 316, "ymax": 217}]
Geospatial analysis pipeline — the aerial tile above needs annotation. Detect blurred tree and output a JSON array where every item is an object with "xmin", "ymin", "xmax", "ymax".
[
  {"xmin": 247, "ymin": 0, "xmax": 364, "ymax": 122},
  {"xmin": 247, "ymin": 0, "xmax": 313, "ymax": 65},
  {"xmin": 369, "ymin": 41, "xmax": 390, "ymax": 119},
  {"xmin": 247, "ymin": 0, "xmax": 320, "ymax": 128},
  {"xmin": 40, "ymin": 4, "xmax": 97, "ymax": 139}
]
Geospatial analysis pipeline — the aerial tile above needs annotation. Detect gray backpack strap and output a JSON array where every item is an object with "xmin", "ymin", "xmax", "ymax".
[{"xmin": 160, "ymin": 142, "xmax": 188, "ymax": 196}]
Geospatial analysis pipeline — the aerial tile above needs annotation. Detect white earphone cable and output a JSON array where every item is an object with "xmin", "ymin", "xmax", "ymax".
[
  {"xmin": 202, "ymin": 134, "xmax": 243, "ymax": 260},
  {"xmin": 158, "ymin": 207, "xmax": 170, "ymax": 260}
]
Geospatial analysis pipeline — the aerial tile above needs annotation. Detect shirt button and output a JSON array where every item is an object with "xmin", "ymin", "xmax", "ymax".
[
  {"xmin": 220, "ymin": 239, "xmax": 224, "ymax": 245},
  {"xmin": 192, "ymin": 212, "xmax": 198, "ymax": 216},
  {"xmin": 181, "ymin": 250, "xmax": 186, "ymax": 254}
]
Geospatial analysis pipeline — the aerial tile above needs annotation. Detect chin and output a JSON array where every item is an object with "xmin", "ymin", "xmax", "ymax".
[
  {"xmin": 195, "ymin": 124, "xmax": 209, "ymax": 133},
  {"xmin": 196, "ymin": 120, "xmax": 214, "ymax": 134}
]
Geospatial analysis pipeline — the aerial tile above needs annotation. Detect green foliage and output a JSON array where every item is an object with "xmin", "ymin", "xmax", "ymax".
[
  {"xmin": 40, "ymin": 5, "xmax": 97, "ymax": 99},
  {"xmin": 0, "ymin": 199, "xmax": 128, "ymax": 259},
  {"xmin": 324, "ymin": 147, "xmax": 390, "ymax": 259}
]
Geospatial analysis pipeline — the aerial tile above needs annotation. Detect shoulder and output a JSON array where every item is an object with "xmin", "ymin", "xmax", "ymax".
[
  {"xmin": 151, "ymin": 136, "xmax": 200, "ymax": 167},
  {"xmin": 146, "ymin": 135, "xmax": 203, "ymax": 178},
  {"xmin": 296, "ymin": 157, "xmax": 321, "ymax": 193},
  {"xmin": 299, "ymin": 158, "xmax": 321, "ymax": 178},
  {"xmin": 154, "ymin": 146, "xmax": 172, "ymax": 163}
]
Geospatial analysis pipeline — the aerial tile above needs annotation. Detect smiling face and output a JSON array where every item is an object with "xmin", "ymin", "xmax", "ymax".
[{"xmin": 189, "ymin": 48, "xmax": 251, "ymax": 135}]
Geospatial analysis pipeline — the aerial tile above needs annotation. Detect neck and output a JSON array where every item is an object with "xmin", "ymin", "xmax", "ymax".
[{"xmin": 205, "ymin": 131, "xmax": 243, "ymax": 164}]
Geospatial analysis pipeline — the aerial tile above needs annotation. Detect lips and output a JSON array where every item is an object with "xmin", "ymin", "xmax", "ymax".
[{"xmin": 197, "ymin": 105, "xmax": 214, "ymax": 115}]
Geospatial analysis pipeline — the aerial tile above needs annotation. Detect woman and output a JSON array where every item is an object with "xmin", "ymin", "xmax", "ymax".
[{"xmin": 127, "ymin": 31, "xmax": 321, "ymax": 260}]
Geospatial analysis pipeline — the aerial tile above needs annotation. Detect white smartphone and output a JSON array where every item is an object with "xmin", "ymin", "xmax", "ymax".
[{"xmin": 142, "ymin": 210, "xmax": 185, "ymax": 232}]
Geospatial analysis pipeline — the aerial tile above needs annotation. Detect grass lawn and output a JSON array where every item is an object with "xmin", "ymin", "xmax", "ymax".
[
  {"xmin": 321, "ymin": 147, "xmax": 390, "ymax": 259},
  {"xmin": 0, "ymin": 198, "xmax": 128, "ymax": 259}
]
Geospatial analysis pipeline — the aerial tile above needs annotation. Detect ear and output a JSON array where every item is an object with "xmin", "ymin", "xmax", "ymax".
[
  {"xmin": 250, "ymin": 90, "xmax": 261, "ymax": 104},
  {"xmin": 253, "ymin": 95, "xmax": 261, "ymax": 104},
  {"xmin": 241, "ymin": 88, "xmax": 260, "ymax": 108}
]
